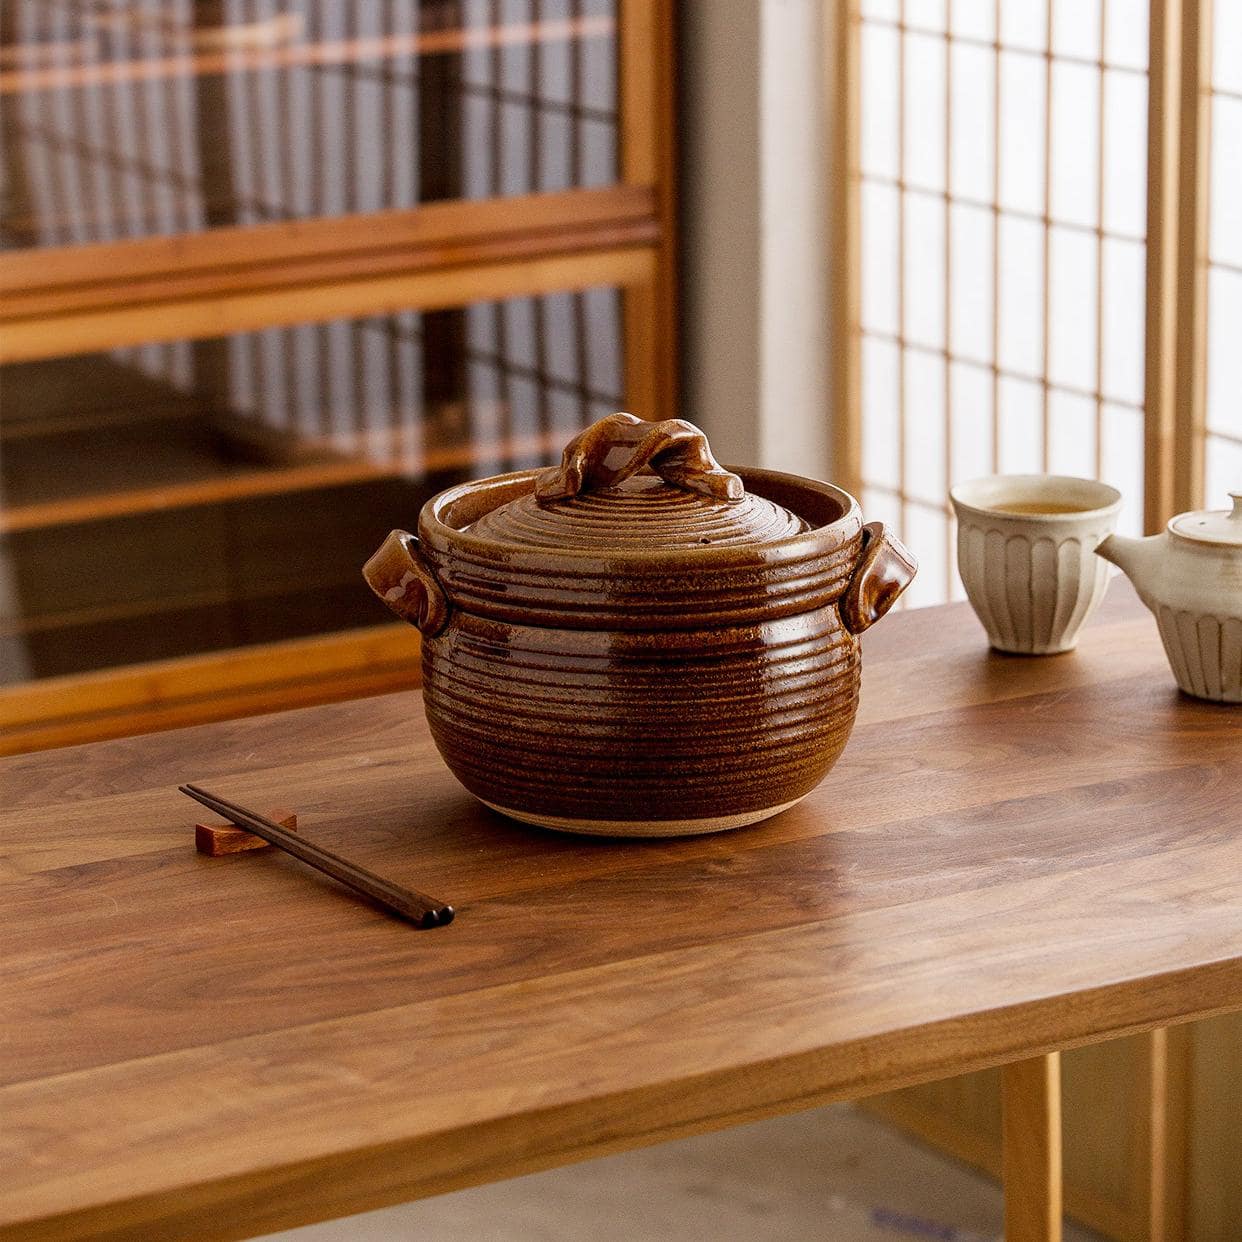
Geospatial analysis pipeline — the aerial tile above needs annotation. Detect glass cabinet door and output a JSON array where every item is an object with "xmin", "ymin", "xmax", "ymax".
[
  {"xmin": 1, "ymin": 0, "xmax": 620, "ymax": 248},
  {"xmin": 0, "ymin": 283, "xmax": 625, "ymax": 684},
  {"xmin": 0, "ymin": 1, "xmax": 672, "ymax": 750}
]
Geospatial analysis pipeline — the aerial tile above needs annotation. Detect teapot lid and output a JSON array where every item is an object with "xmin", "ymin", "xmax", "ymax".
[
  {"xmin": 1168, "ymin": 492, "xmax": 1242, "ymax": 547},
  {"xmin": 468, "ymin": 413, "xmax": 808, "ymax": 551}
]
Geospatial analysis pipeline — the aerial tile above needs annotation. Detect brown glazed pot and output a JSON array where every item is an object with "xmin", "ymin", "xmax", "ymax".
[{"xmin": 364, "ymin": 414, "xmax": 916, "ymax": 836}]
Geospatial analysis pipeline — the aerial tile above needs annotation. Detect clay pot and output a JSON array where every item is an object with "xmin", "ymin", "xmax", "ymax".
[{"xmin": 364, "ymin": 414, "xmax": 917, "ymax": 835}]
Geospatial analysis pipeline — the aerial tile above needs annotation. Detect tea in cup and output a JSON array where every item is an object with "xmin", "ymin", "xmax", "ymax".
[{"xmin": 949, "ymin": 475, "xmax": 1123, "ymax": 654}]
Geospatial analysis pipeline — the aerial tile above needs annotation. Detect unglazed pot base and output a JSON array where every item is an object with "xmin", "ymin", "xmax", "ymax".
[{"xmin": 480, "ymin": 795, "xmax": 809, "ymax": 837}]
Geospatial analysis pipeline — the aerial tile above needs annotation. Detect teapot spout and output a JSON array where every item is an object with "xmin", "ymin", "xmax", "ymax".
[{"xmin": 1094, "ymin": 531, "xmax": 1163, "ymax": 595}]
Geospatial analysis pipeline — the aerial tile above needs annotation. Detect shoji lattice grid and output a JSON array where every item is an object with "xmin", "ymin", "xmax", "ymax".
[
  {"xmin": 1205, "ymin": 0, "xmax": 1242, "ymax": 499},
  {"xmin": 857, "ymin": 0, "xmax": 1149, "ymax": 606}
]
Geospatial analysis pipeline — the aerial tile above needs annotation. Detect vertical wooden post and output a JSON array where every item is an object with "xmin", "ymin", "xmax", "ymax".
[
  {"xmin": 1038, "ymin": 0, "xmax": 1054, "ymax": 475},
  {"xmin": 191, "ymin": 4, "xmax": 241, "ymax": 412},
  {"xmin": 1003, "ymin": 1052, "xmax": 1063, "ymax": 1242},
  {"xmin": 619, "ymin": 0, "xmax": 658, "ymax": 188},
  {"xmin": 826, "ymin": 0, "xmax": 861, "ymax": 500},
  {"xmin": 419, "ymin": 0, "xmax": 468, "ymax": 434},
  {"xmin": 619, "ymin": 0, "xmax": 676, "ymax": 420},
  {"xmin": 1132, "ymin": 1026, "xmax": 1191, "ymax": 1242},
  {"xmin": 1143, "ymin": 0, "xmax": 1182, "ymax": 533},
  {"xmin": 623, "ymin": 254, "xmax": 661, "ymax": 420},
  {"xmin": 1171, "ymin": 0, "xmax": 1212, "ymax": 516}
]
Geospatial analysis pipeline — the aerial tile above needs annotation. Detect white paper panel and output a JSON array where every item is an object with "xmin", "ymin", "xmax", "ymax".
[
  {"xmin": 1205, "ymin": 437, "xmax": 1242, "ymax": 502},
  {"xmin": 1101, "ymin": 236, "xmax": 1146, "ymax": 408},
  {"xmin": 1210, "ymin": 95, "xmax": 1242, "ymax": 269},
  {"xmin": 1215, "ymin": 0, "xmax": 1242, "ymax": 95},
  {"xmin": 1000, "ymin": 0, "xmax": 1049, "ymax": 52},
  {"xmin": 950, "ymin": 0, "xmax": 996, "ymax": 41},
  {"xmin": 998, "ymin": 375, "xmax": 1045, "ymax": 472},
  {"xmin": 1207, "ymin": 266, "xmax": 1242, "ymax": 438},
  {"xmin": 997, "ymin": 214, "xmax": 1045, "ymax": 377},
  {"xmin": 905, "ymin": 351, "xmax": 948, "ymax": 505},
  {"xmin": 905, "ymin": 31, "xmax": 947, "ymax": 192},
  {"xmin": 999, "ymin": 50, "xmax": 1047, "ymax": 215},
  {"xmin": 950, "ymin": 202, "xmax": 994, "ymax": 364},
  {"xmin": 1103, "ymin": 70, "xmax": 1149, "ymax": 239},
  {"xmin": 862, "ymin": 336, "xmax": 902, "ymax": 490},
  {"xmin": 904, "ymin": 499, "xmax": 948, "ymax": 606},
  {"xmin": 861, "ymin": 22, "xmax": 900, "ymax": 180},
  {"xmin": 861, "ymin": 485, "xmax": 903, "ymax": 533},
  {"xmin": 907, "ymin": 0, "xmax": 947, "ymax": 34},
  {"xmin": 1052, "ymin": 0, "xmax": 1101, "ymax": 60},
  {"xmin": 949, "ymin": 359, "xmax": 995, "ymax": 484},
  {"xmin": 950, "ymin": 41, "xmax": 996, "ymax": 201},
  {"xmin": 902, "ymin": 504, "xmax": 950, "ymax": 608},
  {"xmin": 1050, "ymin": 60, "xmax": 1100, "ymax": 228},
  {"xmin": 1048, "ymin": 389, "xmax": 1097, "ymax": 476},
  {"xmin": 1105, "ymin": 0, "xmax": 1150, "ymax": 71},
  {"xmin": 1048, "ymin": 225, "xmax": 1098, "ymax": 392},
  {"xmin": 861, "ymin": 181, "xmax": 900, "ymax": 336},
  {"xmin": 904, "ymin": 192, "xmax": 946, "ymax": 348},
  {"xmin": 1100, "ymin": 403, "xmax": 1145, "ymax": 535},
  {"xmin": 859, "ymin": 0, "xmax": 901, "ymax": 21}
]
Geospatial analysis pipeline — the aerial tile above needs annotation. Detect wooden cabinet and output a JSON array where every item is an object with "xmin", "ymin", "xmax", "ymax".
[{"xmin": 0, "ymin": 0, "xmax": 675, "ymax": 752}]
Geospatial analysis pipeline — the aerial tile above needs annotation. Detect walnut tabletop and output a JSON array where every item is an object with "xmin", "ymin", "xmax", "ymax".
[{"xmin": 2, "ymin": 582, "xmax": 1241, "ymax": 1242}]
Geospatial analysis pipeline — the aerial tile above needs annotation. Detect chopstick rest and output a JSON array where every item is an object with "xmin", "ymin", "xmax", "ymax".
[
  {"xmin": 180, "ymin": 784, "xmax": 454, "ymax": 929},
  {"xmin": 196, "ymin": 807, "xmax": 298, "ymax": 856}
]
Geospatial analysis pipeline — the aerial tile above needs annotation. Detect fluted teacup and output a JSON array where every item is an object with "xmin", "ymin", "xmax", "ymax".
[{"xmin": 950, "ymin": 474, "xmax": 1122, "ymax": 655}]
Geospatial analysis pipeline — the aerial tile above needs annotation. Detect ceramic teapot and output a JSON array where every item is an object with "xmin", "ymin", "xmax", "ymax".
[
  {"xmin": 363, "ymin": 413, "xmax": 917, "ymax": 836},
  {"xmin": 1095, "ymin": 493, "xmax": 1242, "ymax": 702}
]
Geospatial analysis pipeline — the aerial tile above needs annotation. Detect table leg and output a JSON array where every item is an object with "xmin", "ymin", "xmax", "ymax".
[
  {"xmin": 1003, "ymin": 1052, "xmax": 1062, "ymax": 1242},
  {"xmin": 1135, "ymin": 1026, "xmax": 1189, "ymax": 1242}
]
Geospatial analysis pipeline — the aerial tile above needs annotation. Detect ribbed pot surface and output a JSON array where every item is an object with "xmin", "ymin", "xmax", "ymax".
[{"xmin": 421, "ymin": 607, "xmax": 861, "ymax": 831}]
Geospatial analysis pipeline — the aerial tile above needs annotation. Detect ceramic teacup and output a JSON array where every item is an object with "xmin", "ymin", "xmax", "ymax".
[{"xmin": 950, "ymin": 475, "xmax": 1123, "ymax": 654}]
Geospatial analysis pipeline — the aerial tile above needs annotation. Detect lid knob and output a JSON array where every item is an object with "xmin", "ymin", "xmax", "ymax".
[
  {"xmin": 535, "ymin": 413, "xmax": 744, "ymax": 505},
  {"xmin": 1230, "ymin": 492, "xmax": 1242, "ymax": 521}
]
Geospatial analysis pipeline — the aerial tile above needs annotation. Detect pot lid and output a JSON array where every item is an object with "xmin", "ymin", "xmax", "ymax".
[
  {"xmin": 1169, "ymin": 492, "xmax": 1242, "ymax": 546},
  {"xmin": 468, "ymin": 413, "xmax": 809, "ymax": 551}
]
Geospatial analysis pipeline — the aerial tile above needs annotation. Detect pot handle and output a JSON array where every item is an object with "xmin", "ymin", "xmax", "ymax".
[
  {"xmin": 535, "ymin": 411, "xmax": 744, "ymax": 504},
  {"xmin": 362, "ymin": 530, "xmax": 449, "ymax": 637},
  {"xmin": 840, "ymin": 522, "xmax": 918, "ymax": 634}
]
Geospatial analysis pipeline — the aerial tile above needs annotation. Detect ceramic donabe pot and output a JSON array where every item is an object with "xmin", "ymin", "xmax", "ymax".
[{"xmin": 364, "ymin": 414, "xmax": 917, "ymax": 835}]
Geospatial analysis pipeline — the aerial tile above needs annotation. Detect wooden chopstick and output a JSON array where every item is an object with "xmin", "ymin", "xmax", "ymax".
[{"xmin": 179, "ymin": 784, "xmax": 454, "ymax": 929}]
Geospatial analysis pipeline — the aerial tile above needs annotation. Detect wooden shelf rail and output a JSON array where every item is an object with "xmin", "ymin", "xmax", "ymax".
[{"xmin": 0, "ymin": 14, "xmax": 616, "ymax": 95}]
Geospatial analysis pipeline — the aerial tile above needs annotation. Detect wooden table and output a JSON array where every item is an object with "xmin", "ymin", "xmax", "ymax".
[{"xmin": 2, "ymin": 583, "xmax": 1240, "ymax": 1242}]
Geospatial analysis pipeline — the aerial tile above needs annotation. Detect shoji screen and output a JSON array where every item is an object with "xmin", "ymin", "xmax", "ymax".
[
  {"xmin": 855, "ymin": 0, "xmax": 1149, "ymax": 606},
  {"xmin": 1206, "ymin": 0, "xmax": 1242, "ymax": 498}
]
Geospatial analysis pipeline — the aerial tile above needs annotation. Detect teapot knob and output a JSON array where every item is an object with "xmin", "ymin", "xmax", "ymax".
[
  {"xmin": 535, "ymin": 412, "xmax": 744, "ymax": 504},
  {"xmin": 1230, "ymin": 492, "xmax": 1242, "ymax": 522}
]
